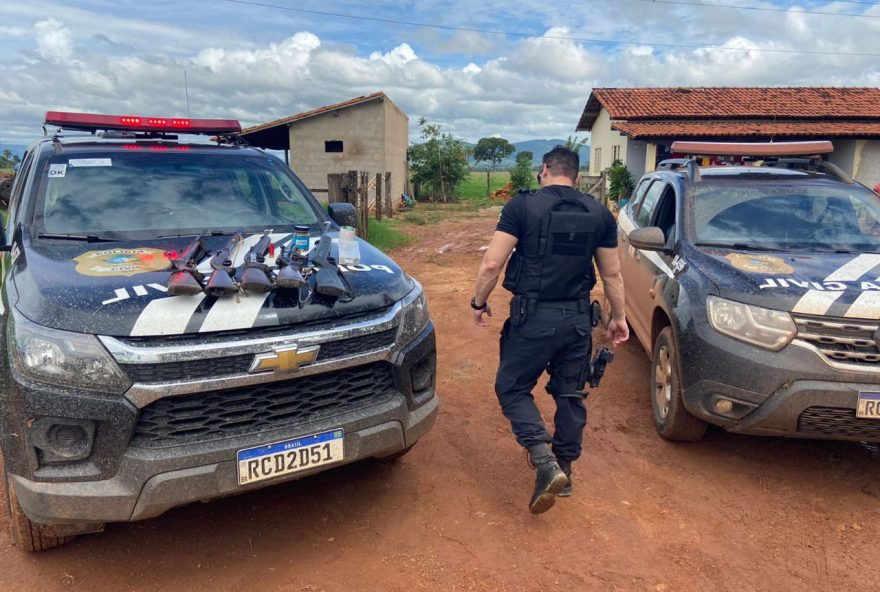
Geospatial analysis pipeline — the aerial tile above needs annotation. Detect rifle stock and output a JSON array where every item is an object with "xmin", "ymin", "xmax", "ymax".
[
  {"xmin": 312, "ymin": 222, "xmax": 347, "ymax": 297},
  {"xmin": 167, "ymin": 232, "xmax": 208, "ymax": 296}
]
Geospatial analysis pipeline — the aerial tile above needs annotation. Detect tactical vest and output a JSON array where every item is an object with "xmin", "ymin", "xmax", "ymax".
[{"xmin": 502, "ymin": 186, "xmax": 603, "ymax": 302}]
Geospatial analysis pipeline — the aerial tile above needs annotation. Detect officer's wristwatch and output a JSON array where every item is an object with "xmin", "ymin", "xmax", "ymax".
[{"xmin": 471, "ymin": 297, "xmax": 488, "ymax": 311}]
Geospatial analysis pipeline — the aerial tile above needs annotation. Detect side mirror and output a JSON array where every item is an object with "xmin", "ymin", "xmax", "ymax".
[
  {"xmin": 628, "ymin": 227, "xmax": 668, "ymax": 252},
  {"xmin": 327, "ymin": 202, "xmax": 358, "ymax": 228},
  {"xmin": 0, "ymin": 175, "xmax": 13, "ymax": 210}
]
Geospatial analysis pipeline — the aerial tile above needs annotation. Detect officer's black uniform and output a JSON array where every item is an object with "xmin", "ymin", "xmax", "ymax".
[{"xmin": 495, "ymin": 184, "xmax": 618, "ymax": 465}]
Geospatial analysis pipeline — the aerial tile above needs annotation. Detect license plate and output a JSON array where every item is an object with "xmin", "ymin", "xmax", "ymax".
[
  {"xmin": 856, "ymin": 392, "xmax": 880, "ymax": 419},
  {"xmin": 237, "ymin": 429, "xmax": 344, "ymax": 486}
]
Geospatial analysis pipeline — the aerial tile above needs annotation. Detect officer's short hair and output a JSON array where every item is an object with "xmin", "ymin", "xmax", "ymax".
[{"xmin": 543, "ymin": 146, "xmax": 579, "ymax": 181}]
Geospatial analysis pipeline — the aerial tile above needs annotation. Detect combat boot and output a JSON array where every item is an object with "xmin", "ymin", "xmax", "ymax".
[
  {"xmin": 526, "ymin": 444, "xmax": 568, "ymax": 514},
  {"xmin": 555, "ymin": 457, "xmax": 572, "ymax": 497}
]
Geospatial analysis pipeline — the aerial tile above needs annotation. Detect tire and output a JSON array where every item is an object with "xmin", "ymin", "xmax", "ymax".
[
  {"xmin": 2, "ymin": 461, "xmax": 75, "ymax": 552},
  {"xmin": 651, "ymin": 327, "xmax": 708, "ymax": 442}
]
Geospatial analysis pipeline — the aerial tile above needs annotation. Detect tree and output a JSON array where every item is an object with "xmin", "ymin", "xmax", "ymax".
[
  {"xmin": 0, "ymin": 149, "xmax": 19, "ymax": 170},
  {"xmin": 563, "ymin": 135, "xmax": 588, "ymax": 153},
  {"xmin": 407, "ymin": 118, "xmax": 470, "ymax": 202},
  {"xmin": 509, "ymin": 151, "xmax": 535, "ymax": 192},
  {"xmin": 473, "ymin": 137, "xmax": 515, "ymax": 171},
  {"xmin": 607, "ymin": 159, "xmax": 635, "ymax": 203}
]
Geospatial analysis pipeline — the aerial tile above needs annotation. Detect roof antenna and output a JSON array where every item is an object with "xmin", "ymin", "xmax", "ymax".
[{"xmin": 184, "ymin": 70, "xmax": 191, "ymax": 118}]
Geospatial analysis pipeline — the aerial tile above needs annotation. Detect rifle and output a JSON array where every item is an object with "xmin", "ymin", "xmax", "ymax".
[
  {"xmin": 312, "ymin": 221, "xmax": 347, "ymax": 297},
  {"xmin": 274, "ymin": 244, "xmax": 308, "ymax": 289},
  {"xmin": 239, "ymin": 231, "xmax": 274, "ymax": 293},
  {"xmin": 205, "ymin": 231, "xmax": 242, "ymax": 296},
  {"xmin": 166, "ymin": 231, "xmax": 208, "ymax": 296}
]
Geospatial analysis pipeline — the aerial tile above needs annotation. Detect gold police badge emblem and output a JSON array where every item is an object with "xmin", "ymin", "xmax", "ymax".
[
  {"xmin": 73, "ymin": 248, "xmax": 170, "ymax": 277},
  {"xmin": 725, "ymin": 253, "xmax": 794, "ymax": 275}
]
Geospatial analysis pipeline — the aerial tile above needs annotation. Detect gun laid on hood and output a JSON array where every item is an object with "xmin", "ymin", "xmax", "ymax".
[
  {"xmin": 205, "ymin": 231, "xmax": 243, "ymax": 296},
  {"xmin": 312, "ymin": 221, "xmax": 347, "ymax": 297},
  {"xmin": 275, "ymin": 243, "xmax": 308, "ymax": 290},
  {"xmin": 239, "ymin": 230, "xmax": 275, "ymax": 293},
  {"xmin": 167, "ymin": 231, "xmax": 208, "ymax": 296}
]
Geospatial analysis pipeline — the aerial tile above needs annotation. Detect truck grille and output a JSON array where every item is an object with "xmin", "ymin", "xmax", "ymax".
[
  {"xmin": 130, "ymin": 363, "xmax": 396, "ymax": 448},
  {"xmin": 120, "ymin": 329, "xmax": 397, "ymax": 383},
  {"xmin": 792, "ymin": 316, "xmax": 880, "ymax": 370},
  {"xmin": 798, "ymin": 406, "xmax": 880, "ymax": 440}
]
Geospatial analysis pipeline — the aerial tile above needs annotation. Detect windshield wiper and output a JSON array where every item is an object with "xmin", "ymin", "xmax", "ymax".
[
  {"xmin": 37, "ymin": 233, "xmax": 118, "ymax": 243},
  {"xmin": 694, "ymin": 241, "xmax": 782, "ymax": 252},
  {"xmin": 158, "ymin": 230, "xmax": 240, "ymax": 239}
]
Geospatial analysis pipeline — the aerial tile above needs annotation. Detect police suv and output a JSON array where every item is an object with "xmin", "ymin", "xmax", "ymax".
[
  {"xmin": 0, "ymin": 112, "xmax": 437, "ymax": 551},
  {"xmin": 619, "ymin": 141, "xmax": 880, "ymax": 443}
]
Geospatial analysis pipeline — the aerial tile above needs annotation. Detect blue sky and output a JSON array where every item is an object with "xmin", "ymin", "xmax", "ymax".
[{"xmin": 2, "ymin": 0, "xmax": 879, "ymax": 145}]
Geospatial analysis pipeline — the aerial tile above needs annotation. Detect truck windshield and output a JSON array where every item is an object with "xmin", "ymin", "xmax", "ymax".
[
  {"xmin": 690, "ymin": 180, "xmax": 880, "ymax": 252},
  {"xmin": 32, "ymin": 151, "xmax": 322, "ymax": 239}
]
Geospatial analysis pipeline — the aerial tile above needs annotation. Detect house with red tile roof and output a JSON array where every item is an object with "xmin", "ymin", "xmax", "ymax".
[
  {"xmin": 576, "ymin": 87, "xmax": 880, "ymax": 188},
  {"xmin": 241, "ymin": 92, "xmax": 408, "ymax": 203}
]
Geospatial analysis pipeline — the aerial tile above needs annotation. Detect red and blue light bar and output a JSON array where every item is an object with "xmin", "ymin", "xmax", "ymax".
[{"xmin": 44, "ymin": 111, "xmax": 241, "ymax": 134}]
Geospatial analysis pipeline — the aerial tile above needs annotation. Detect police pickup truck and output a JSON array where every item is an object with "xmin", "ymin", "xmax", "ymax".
[
  {"xmin": 0, "ymin": 112, "xmax": 437, "ymax": 551},
  {"xmin": 619, "ymin": 141, "xmax": 880, "ymax": 443}
]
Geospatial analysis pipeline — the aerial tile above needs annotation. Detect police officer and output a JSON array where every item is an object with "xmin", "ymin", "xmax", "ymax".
[{"xmin": 472, "ymin": 146, "xmax": 628, "ymax": 514}]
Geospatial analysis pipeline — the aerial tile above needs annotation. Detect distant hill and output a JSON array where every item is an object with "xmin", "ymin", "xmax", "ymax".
[{"xmin": 464, "ymin": 139, "xmax": 590, "ymax": 170}]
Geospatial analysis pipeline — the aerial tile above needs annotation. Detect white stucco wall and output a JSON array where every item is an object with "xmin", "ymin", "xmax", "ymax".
[
  {"xmin": 853, "ymin": 140, "xmax": 880, "ymax": 190},
  {"xmin": 589, "ymin": 109, "xmax": 630, "ymax": 175}
]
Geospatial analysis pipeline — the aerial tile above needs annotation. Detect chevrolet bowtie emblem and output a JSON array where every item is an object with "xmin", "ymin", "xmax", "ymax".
[{"xmin": 249, "ymin": 345, "xmax": 320, "ymax": 374}]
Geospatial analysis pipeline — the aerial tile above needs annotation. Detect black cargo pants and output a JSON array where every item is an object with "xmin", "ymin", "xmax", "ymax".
[{"xmin": 495, "ymin": 302, "xmax": 592, "ymax": 463}]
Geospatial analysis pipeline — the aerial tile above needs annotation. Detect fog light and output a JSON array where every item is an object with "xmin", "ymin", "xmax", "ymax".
[
  {"xmin": 411, "ymin": 356, "xmax": 435, "ymax": 392},
  {"xmin": 714, "ymin": 399, "xmax": 734, "ymax": 414},
  {"xmin": 48, "ymin": 424, "xmax": 89, "ymax": 458},
  {"xmin": 29, "ymin": 417, "xmax": 96, "ymax": 464}
]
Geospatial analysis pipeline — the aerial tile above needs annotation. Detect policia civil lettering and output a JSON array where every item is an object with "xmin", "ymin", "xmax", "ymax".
[{"xmin": 472, "ymin": 146, "xmax": 629, "ymax": 515}]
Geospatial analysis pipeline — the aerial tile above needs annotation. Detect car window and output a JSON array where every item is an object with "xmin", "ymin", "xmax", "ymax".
[
  {"xmin": 31, "ymin": 152, "xmax": 323, "ymax": 239},
  {"xmin": 636, "ymin": 181, "xmax": 665, "ymax": 227},
  {"xmin": 652, "ymin": 188, "xmax": 677, "ymax": 242},
  {"xmin": 690, "ymin": 180, "xmax": 880, "ymax": 252},
  {"xmin": 628, "ymin": 178, "xmax": 651, "ymax": 214},
  {"xmin": 6, "ymin": 150, "xmax": 35, "ymax": 237}
]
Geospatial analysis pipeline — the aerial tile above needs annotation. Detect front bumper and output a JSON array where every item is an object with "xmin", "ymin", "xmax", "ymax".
[
  {"xmin": 679, "ymin": 319, "xmax": 880, "ymax": 441},
  {"xmin": 11, "ymin": 391, "xmax": 437, "ymax": 524}
]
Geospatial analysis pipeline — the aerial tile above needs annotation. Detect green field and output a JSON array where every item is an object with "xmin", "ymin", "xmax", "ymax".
[
  {"xmin": 455, "ymin": 170, "xmax": 511, "ymax": 200},
  {"xmin": 363, "ymin": 218, "xmax": 414, "ymax": 252}
]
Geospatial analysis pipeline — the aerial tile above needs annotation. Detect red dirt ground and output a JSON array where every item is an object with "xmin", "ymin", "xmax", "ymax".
[{"xmin": 1, "ymin": 207, "xmax": 878, "ymax": 591}]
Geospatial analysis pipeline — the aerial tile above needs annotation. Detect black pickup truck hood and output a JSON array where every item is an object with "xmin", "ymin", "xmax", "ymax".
[
  {"xmin": 10, "ymin": 232, "xmax": 413, "ymax": 337},
  {"xmin": 686, "ymin": 245, "xmax": 880, "ymax": 318}
]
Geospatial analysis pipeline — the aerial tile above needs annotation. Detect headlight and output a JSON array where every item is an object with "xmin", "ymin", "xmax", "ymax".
[
  {"xmin": 398, "ymin": 281, "xmax": 430, "ymax": 345},
  {"xmin": 706, "ymin": 295, "xmax": 796, "ymax": 351},
  {"xmin": 8, "ymin": 308, "xmax": 131, "ymax": 394}
]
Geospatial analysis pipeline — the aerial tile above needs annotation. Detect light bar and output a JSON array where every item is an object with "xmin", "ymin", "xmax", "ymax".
[
  {"xmin": 671, "ymin": 141, "xmax": 834, "ymax": 157},
  {"xmin": 44, "ymin": 111, "xmax": 241, "ymax": 134}
]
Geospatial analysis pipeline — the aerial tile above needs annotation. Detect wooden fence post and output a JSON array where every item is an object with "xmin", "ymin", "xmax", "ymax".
[
  {"xmin": 358, "ymin": 171, "xmax": 369, "ymax": 239},
  {"xmin": 375, "ymin": 173, "xmax": 382, "ymax": 222},
  {"xmin": 384, "ymin": 171, "xmax": 392, "ymax": 218},
  {"xmin": 327, "ymin": 173, "xmax": 344, "ymax": 204}
]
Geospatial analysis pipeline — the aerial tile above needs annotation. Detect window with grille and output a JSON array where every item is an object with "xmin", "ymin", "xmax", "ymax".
[{"xmin": 593, "ymin": 148, "xmax": 602, "ymax": 173}]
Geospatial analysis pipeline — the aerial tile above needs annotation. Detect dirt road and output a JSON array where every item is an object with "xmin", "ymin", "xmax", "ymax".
[{"xmin": 2, "ymin": 207, "xmax": 879, "ymax": 591}]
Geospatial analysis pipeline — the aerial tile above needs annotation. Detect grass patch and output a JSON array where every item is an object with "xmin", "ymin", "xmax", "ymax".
[
  {"xmin": 364, "ymin": 219, "xmax": 414, "ymax": 252},
  {"xmin": 456, "ymin": 171, "xmax": 510, "ymax": 200},
  {"xmin": 402, "ymin": 211, "xmax": 446, "ymax": 225}
]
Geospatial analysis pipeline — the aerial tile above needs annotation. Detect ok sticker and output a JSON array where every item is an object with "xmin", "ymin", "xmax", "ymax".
[{"xmin": 48, "ymin": 164, "xmax": 67, "ymax": 178}]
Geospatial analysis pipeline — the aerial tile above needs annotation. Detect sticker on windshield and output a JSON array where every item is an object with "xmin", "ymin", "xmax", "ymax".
[
  {"xmin": 68, "ymin": 158, "xmax": 112, "ymax": 168},
  {"xmin": 48, "ymin": 164, "xmax": 67, "ymax": 178},
  {"xmin": 725, "ymin": 253, "xmax": 793, "ymax": 275},
  {"xmin": 74, "ymin": 248, "xmax": 170, "ymax": 277}
]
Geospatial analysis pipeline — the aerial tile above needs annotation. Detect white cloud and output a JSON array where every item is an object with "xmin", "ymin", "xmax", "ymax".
[
  {"xmin": 34, "ymin": 18, "xmax": 73, "ymax": 62},
  {"xmin": 369, "ymin": 43, "xmax": 418, "ymax": 66},
  {"xmin": 463, "ymin": 63, "xmax": 482, "ymax": 74}
]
